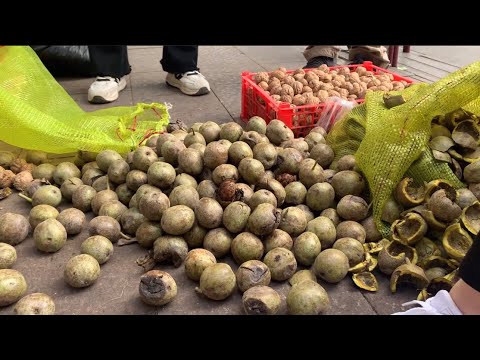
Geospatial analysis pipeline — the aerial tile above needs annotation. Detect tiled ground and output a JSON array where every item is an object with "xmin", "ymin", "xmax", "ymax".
[{"xmin": 1, "ymin": 46, "xmax": 478, "ymax": 315}]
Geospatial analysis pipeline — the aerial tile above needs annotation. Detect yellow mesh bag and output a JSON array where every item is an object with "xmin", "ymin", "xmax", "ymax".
[
  {"xmin": 0, "ymin": 46, "xmax": 170, "ymax": 154},
  {"xmin": 327, "ymin": 62, "xmax": 480, "ymax": 237}
]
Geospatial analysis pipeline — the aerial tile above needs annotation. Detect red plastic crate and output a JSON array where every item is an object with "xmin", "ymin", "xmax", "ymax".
[{"xmin": 241, "ymin": 61, "xmax": 414, "ymax": 137}]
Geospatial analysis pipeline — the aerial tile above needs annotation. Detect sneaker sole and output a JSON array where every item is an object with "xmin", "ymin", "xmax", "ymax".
[
  {"xmin": 88, "ymin": 95, "xmax": 116, "ymax": 104},
  {"xmin": 87, "ymin": 78, "xmax": 127, "ymax": 104},
  {"xmin": 166, "ymin": 81, "xmax": 210, "ymax": 96}
]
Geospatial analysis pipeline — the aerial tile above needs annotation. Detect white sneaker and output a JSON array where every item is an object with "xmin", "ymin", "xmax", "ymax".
[
  {"xmin": 166, "ymin": 71, "xmax": 210, "ymax": 96},
  {"xmin": 392, "ymin": 290, "xmax": 463, "ymax": 315},
  {"xmin": 88, "ymin": 76, "xmax": 127, "ymax": 104}
]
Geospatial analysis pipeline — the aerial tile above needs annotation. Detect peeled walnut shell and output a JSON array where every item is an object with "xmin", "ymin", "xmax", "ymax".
[
  {"xmin": 415, "ymin": 237, "xmax": 442, "ymax": 262},
  {"xmin": 452, "ymin": 119, "xmax": 480, "ymax": 150},
  {"xmin": 395, "ymin": 178, "xmax": 425, "ymax": 207},
  {"xmin": 363, "ymin": 238, "xmax": 390, "ymax": 255},
  {"xmin": 390, "ymin": 259, "xmax": 429, "ymax": 293},
  {"xmin": 429, "ymin": 136, "xmax": 455, "ymax": 152},
  {"xmin": 427, "ymin": 189, "xmax": 461, "ymax": 223},
  {"xmin": 424, "ymin": 179, "xmax": 456, "ymax": 202},
  {"xmin": 449, "ymin": 158, "xmax": 463, "ymax": 180},
  {"xmin": 352, "ymin": 271, "xmax": 378, "ymax": 292},
  {"xmin": 407, "ymin": 204, "xmax": 447, "ymax": 232},
  {"xmin": 391, "ymin": 212, "xmax": 428, "ymax": 246},
  {"xmin": 349, "ymin": 252, "xmax": 377, "ymax": 273},
  {"xmin": 431, "ymin": 124, "xmax": 451, "ymax": 138},
  {"xmin": 461, "ymin": 201, "xmax": 480, "ymax": 235},
  {"xmin": 419, "ymin": 255, "xmax": 457, "ymax": 272},
  {"xmin": 378, "ymin": 240, "xmax": 418, "ymax": 275},
  {"xmin": 442, "ymin": 223, "xmax": 473, "ymax": 261}
]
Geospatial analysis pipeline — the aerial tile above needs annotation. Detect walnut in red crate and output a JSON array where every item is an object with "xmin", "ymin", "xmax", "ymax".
[
  {"xmin": 292, "ymin": 81, "xmax": 304, "ymax": 95},
  {"xmin": 255, "ymin": 72, "xmax": 269, "ymax": 84},
  {"xmin": 293, "ymin": 94, "xmax": 306, "ymax": 106},
  {"xmin": 318, "ymin": 64, "xmax": 330, "ymax": 73},
  {"xmin": 305, "ymin": 96, "xmax": 320, "ymax": 105},
  {"xmin": 302, "ymin": 86, "xmax": 313, "ymax": 94},
  {"xmin": 258, "ymin": 81, "xmax": 268, "ymax": 91},
  {"xmin": 270, "ymin": 85, "xmax": 282, "ymax": 96},
  {"xmin": 304, "ymin": 72, "xmax": 319, "ymax": 83},
  {"xmin": 280, "ymin": 84, "xmax": 294, "ymax": 98},
  {"xmin": 283, "ymin": 75, "xmax": 295, "ymax": 87},
  {"xmin": 271, "ymin": 70, "xmax": 286, "ymax": 80},
  {"xmin": 293, "ymin": 73, "xmax": 305, "ymax": 81},
  {"xmin": 268, "ymin": 77, "xmax": 281, "ymax": 90}
]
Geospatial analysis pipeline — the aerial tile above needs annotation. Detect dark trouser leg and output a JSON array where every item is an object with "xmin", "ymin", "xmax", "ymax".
[
  {"xmin": 160, "ymin": 46, "xmax": 199, "ymax": 74},
  {"xmin": 458, "ymin": 235, "xmax": 480, "ymax": 292},
  {"xmin": 88, "ymin": 45, "xmax": 131, "ymax": 78}
]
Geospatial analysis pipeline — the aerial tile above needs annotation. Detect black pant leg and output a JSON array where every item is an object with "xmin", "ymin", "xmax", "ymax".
[
  {"xmin": 160, "ymin": 46, "xmax": 199, "ymax": 74},
  {"xmin": 88, "ymin": 45, "xmax": 131, "ymax": 78},
  {"xmin": 458, "ymin": 236, "xmax": 480, "ymax": 292}
]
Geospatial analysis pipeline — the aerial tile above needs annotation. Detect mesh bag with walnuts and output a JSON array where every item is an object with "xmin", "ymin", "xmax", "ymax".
[
  {"xmin": 0, "ymin": 46, "xmax": 170, "ymax": 155},
  {"xmin": 327, "ymin": 61, "xmax": 480, "ymax": 236}
]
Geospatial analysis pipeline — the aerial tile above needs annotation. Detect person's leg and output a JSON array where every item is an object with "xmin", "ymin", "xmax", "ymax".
[
  {"xmin": 394, "ymin": 234, "xmax": 480, "ymax": 315},
  {"xmin": 161, "ymin": 46, "xmax": 210, "ymax": 96},
  {"xmin": 303, "ymin": 46, "xmax": 340, "ymax": 69},
  {"xmin": 348, "ymin": 46, "xmax": 390, "ymax": 68},
  {"xmin": 87, "ymin": 46, "xmax": 131, "ymax": 104}
]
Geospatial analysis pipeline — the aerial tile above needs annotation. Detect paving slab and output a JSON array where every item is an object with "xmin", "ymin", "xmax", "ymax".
[{"xmin": 132, "ymin": 88, "xmax": 233, "ymax": 127}]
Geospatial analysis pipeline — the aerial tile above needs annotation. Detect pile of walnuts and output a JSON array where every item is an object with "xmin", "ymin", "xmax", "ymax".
[{"xmin": 254, "ymin": 65, "xmax": 411, "ymax": 106}]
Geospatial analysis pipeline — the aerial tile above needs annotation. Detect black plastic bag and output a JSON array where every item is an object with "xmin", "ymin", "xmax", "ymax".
[{"xmin": 31, "ymin": 45, "xmax": 95, "ymax": 77}]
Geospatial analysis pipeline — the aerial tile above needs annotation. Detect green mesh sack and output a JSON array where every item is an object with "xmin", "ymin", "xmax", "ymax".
[
  {"xmin": 0, "ymin": 46, "xmax": 170, "ymax": 154},
  {"xmin": 327, "ymin": 62, "xmax": 480, "ymax": 237}
]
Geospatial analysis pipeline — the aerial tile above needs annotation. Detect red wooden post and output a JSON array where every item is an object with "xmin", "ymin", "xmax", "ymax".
[
  {"xmin": 392, "ymin": 46, "xmax": 399, "ymax": 67},
  {"xmin": 403, "ymin": 45, "xmax": 411, "ymax": 53}
]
